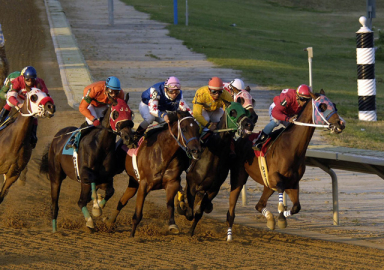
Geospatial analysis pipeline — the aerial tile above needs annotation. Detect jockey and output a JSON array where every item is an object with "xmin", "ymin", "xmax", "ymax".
[
  {"xmin": 66, "ymin": 76, "xmax": 125, "ymax": 149},
  {"xmin": 192, "ymin": 76, "xmax": 233, "ymax": 131},
  {"xmin": 223, "ymin": 78, "xmax": 258, "ymax": 124},
  {"xmin": 134, "ymin": 76, "xmax": 191, "ymax": 141},
  {"xmin": 0, "ymin": 70, "xmax": 22, "ymax": 100},
  {"xmin": 0, "ymin": 66, "xmax": 49, "ymax": 148},
  {"xmin": 253, "ymin": 84, "xmax": 312, "ymax": 149}
]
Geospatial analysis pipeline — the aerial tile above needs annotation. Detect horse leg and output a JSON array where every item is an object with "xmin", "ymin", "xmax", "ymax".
[
  {"xmin": 166, "ymin": 178, "xmax": 181, "ymax": 234},
  {"xmin": 17, "ymin": 166, "xmax": 27, "ymax": 186},
  {"xmin": 50, "ymin": 167, "xmax": 66, "ymax": 232},
  {"xmin": 78, "ymin": 183, "xmax": 95, "ymax": 230},
  {"xmin": 188, "ymin": 191, "xmax": 207, "ymax": 236},
  {"xmin": 226, "ymin": 168, "xmax": 248, "ymax": 241},
  {"xmin": 184, "ymin": 182, "xmax": 195, "ymax": 221},
  {"xmin": 105, "ymin": 177, "xmax": 138, "ymax": 227},
  {"xmin": 131, "ymin": 181, "xmax": 148, "ymax": 237},
  {"xmin": 97, "ymin": 179, "xmax": 115, "ymax": 209},
  {"xmin": 281, "ymin": 188, "xmax": 301, "ymax": 225},
  {"xmin": 0, "ymin": 171, "xmax": 20, "ymax": 204},
  {"xmin": 255, "ymin": 186, "xmax": 275, "ymax": 230},
  {"xmin": 81, "ymin": 168, "xmax": 101, "ymax": 217}
]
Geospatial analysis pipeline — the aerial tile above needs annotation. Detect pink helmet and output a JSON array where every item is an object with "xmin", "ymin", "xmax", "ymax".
[
  {"xmin": 296, "ymin": 84, "xmax": 312, "ymax": 98},
  {"xmin": 165, "ymin": 76, "xmax": 181, "ymax": 90}
]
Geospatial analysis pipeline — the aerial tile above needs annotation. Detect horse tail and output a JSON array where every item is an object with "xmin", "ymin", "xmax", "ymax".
[{"xmin": 39, "ymin": 143, "xmax": 51, "ymax": 176}]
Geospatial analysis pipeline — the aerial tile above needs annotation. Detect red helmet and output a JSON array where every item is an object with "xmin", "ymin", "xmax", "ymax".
[
  {"xmin": 296, "ymin": 84, "xmax": 312, "ymax": 98},
  {"xmin": 208, "ymin": 77, "xmax": 223, "ymax": 90}
]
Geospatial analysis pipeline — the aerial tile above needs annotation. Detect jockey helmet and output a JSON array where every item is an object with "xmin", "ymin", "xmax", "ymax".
[
  {"xmin": 106, "ymin": 76, "xmax": 121, "ymax": 91},
  {"xmin": 296, "ymin": 84, "xmax": 311, "ymax": 99},
  {"xmin": 165, "ymin": 76, "xmax": 181, "ymax": 90},
  {"xmin": 229, "ymin": 78, "xmax": 245, "ymax": 92},
  {"xmin": 208, "ymin": 77, "xmax": 223, "ymax": 91},
  {"xmin": 23, "ymin": 66, "xmax": 37, "ymax": 79}
]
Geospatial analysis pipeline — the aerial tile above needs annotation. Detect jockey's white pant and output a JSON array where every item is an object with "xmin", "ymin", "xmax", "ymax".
[
  {"xmin": 139, "ymin": 101, "xmax": 165, "ymax": 128},
  {"xmin": 86, "ymin": 104, "xmax": 108, "ymax": 125},
  {"xmin": 263, "ymin": 103, "xmax": 289, "ymax": 134},
  {"xmin": 202, "ymin": 108, "xmax": 224, "ymax": 124}
]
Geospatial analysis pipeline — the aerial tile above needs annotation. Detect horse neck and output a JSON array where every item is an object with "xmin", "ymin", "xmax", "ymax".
[
  {"xmin": 97, "ymin": 108, "xmax": 116, "ymax": 147},
  {"xmin": 281, "ymin": 101, "xmax": 315, "ymax": 156},
  {"xmin": 11, "ymin": 105, "xmax": 34, "ymax": 140}
]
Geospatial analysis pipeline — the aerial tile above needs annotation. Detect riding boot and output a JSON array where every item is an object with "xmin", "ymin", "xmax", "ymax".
[
  {"xmin": 252, "ymin": 131, "xmax": 269, "ymax": 150},
  {"xmin": 132, "ymin": 125, "xmax": 146, "ymax": 144},
  {"xmin": 0, "ymin": 108, "xmax": 10, "ymax": 125},
  {"xmin": 30, "ymin": 123, "xmax": 38, "ymax": 149},
  {"xmin": 67, "ymin": 122, "xmax": 90, "ymax": 149}
]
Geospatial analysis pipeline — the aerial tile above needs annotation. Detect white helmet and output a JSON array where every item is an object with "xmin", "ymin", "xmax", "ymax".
[{"xmin": 229, "ymin": 78, "xmax": 245, "ymax": 91}]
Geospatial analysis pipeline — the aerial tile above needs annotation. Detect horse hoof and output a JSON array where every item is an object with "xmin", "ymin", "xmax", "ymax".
[
  {"xmin": 278, "ymin": 219, "xmax": 287, "ymax": 229},
  {"xmin": 204, "ymin": 202, "xmax": 213, "ymax": 214},
  {"xmin": 86, "ymin": 217, "xmax": 94, "ymax": 229},
  {"xmin": 103, "ymin": 217, "xmax": 115, "ymax": 228},
  {"xmin": 177, "ymin": 204, "xmax": 186, "ymax": 216},
  {"xmin": 92, "ymin": 207, "xmax": 102, "ymax": 217},
  {"xmin": 267, "ymin": 219, "xmax": 275, "ymax": 230},
  {"xmin": 227, "ymin": 235, "xmax": 233, "ymax": 242},
  {"xmin": 168, "ymin": 224, "xmax": 180, "ymax": 235}
]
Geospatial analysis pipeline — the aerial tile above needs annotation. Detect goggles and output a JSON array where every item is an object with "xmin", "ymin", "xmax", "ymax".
[
  {"xmin": 167, "ymin": 88, "xmax": 180, "ymax": 95},
  {"xmin": 297, "ymin": 95, "xmax": 310, "ymax": 101},
  {"xmin": 210, "ymin": 89, "xmax": 223, "ymax": 95}
]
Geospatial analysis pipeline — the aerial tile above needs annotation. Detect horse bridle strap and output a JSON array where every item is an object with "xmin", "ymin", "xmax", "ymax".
[{"xmin": 168, "ymin": 116, "xmax": 198, "ymax": 157}]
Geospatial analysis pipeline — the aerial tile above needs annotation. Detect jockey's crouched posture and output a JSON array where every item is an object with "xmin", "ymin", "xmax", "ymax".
[
  {"xmin": 0, "ymin": 66, "xmax": 49, "ymax": 148},
  {"xmin": 133, "ymin": 76, "xmax": 192, "ymax": 142},
  {"xmin": 253, "ymin": 84, "xmax": 312, "ymax": 149},
  {"xmin": 67, "ymin": 76, "xmax": 124, "ymax": 149}
]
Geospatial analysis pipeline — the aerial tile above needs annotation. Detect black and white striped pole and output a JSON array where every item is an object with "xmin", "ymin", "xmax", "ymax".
[{"xmin": 356, "ymin": 16, "xmax": 376, "ymax": 121}]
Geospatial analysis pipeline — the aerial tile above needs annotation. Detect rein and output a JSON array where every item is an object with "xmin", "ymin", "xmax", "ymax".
[{"xmin": 168, "ymin": 116, "xmax": 199, "ymax": 159}]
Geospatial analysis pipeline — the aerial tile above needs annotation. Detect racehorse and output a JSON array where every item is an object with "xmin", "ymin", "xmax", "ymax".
[
  {"xmin": 177, "ymin": 102, "xmax": 255, "ymax": 236},
  {"xmin": 0, "ymin": 88, "xmax": 55, "ymax": 204},
  {"xmin": 225, "ymin": 89, "xmax": 345, "ymax": 241},
  {"xmin": 105, "ymin": 110, "xmax": 202, "ymax": 237},
  {"xmin": 40, "ymin": 98, "xmax": 134, "ymax": 232}
]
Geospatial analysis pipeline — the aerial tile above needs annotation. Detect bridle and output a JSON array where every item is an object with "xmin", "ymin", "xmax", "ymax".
[
  {"xmin": 18, "ymin": 89, "xmax": 54, "ymax": 117},
  {"xmin": 168, "ymin": 116, "xmax": 199, "ymax": 160},
  {"xmin": 293, "ymin": 96, "xmax": 340, "ymax": 132}
]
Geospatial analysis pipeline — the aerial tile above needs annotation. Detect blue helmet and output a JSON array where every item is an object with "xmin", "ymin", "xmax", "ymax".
[
  {"xmin": 105, "ymin": 76, "xmax": 121, "ymax": 91},
  {"xmin": 22, "ymin": 66, "xmax": 37, "ymax": 79}
]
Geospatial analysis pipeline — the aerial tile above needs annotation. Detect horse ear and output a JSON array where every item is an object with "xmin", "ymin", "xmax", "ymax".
[
  {"xmin": 320, "ymin": 89, "xmax": 325, "ymax": 95},
  {"xmin": 125, "ymin": 93, "xmax": 129, "ymax": 103},
  {"xmin": 223, "ymin": 100, "xmax": 231, "ymax": 107}
]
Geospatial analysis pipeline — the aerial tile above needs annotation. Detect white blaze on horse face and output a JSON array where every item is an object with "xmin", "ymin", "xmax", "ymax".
[{"xmin": 190, "ymin": 123, "xmax": 193, "ymax": 127}]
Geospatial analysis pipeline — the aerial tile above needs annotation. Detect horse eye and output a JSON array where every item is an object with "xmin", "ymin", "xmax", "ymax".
[
  {"xmin": 112, "ymin": 111, "xmax": 119, "ymax": 120},
  {"xmin": 230, "ymin": 109, "xmax": 237, "ymax": 118},
  {"xmin": 319, "ymin": 103, "xmax": 327, "ymax": 112},
  {"xmin": 31, "ymin": 94, "xmax": 38, "ymax": 102}
]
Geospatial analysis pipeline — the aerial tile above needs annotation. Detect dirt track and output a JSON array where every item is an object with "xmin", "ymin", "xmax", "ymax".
[{"xmin": 0, "ymin": 0, "xmax": 383, "ymax": 269}]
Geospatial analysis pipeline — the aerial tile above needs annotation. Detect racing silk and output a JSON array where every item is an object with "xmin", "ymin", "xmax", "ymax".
[
  {"xmin": 0, "ymin": 71, "xmax": 20, "ymax": 100},
  {"xmin": 79, "ymin": 81, "xmax": 125, "ymax": 121},
  {"xmin": 7, "ymin": 76, "xmax": 48, "ymax": 106},
  {"xmin": 141, "ymin": 82, "xmax": 191, "ymax": 118},
  {"xmin": 192, "ymin": 85, "xmax": 232, "ymax": 127},
  {"xmin": 271, "ymin": 88, "xmax": 303, "ymax": 122},
  {"xmin": 223, "ymin": 82, "xmax": 253, "ymax": 110}
]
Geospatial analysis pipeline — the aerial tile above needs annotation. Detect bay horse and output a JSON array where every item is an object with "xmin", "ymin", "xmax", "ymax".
[
  {"xmin": 0, "ymin": 88, "xmax": 55, "ymax": 203},
  {"xmin": 40, "ymin": 98, "xmax": 134, "ymax": 232},
  {"xmin": 226, "ymin": 89, "xmax": 345, "ymax": 241},
  {"xmin": 177, "ymin": 102, "xmax": 255, "ymax": 236},
  {"xmin": 105, "ymin": 110, "xmax": 202, "ymax": 237}
]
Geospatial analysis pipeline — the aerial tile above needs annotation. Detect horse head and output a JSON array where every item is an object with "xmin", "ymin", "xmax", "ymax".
[
  {"xmin": 168, "ymin": 110, "xmax": 202, "ymax": 160},
  {"xmin": 109, "ymin": 98, "xmax": 134, "ymax": 146},
  {"xmin": 309, "ymin": 89, "xmax": 345, "ymax": 134},
  {"xmin": 24, "ymin": 88, "xmax": 55, "ymax": 118},
  {"xmin": 223, "ymin": 101, "xmax": 254, "ymax": 139}
]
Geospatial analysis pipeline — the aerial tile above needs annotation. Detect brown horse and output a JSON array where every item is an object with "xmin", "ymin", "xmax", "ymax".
[
  {"xmin": 177, "ymin": 102, "xmax": 255, "ymax": 236},
  {"xmin": 226, "ymin": 90, "xmax": 345, "ymax": 241},
  {"xmin": 40, "ymin": 98, "xmax": 134, "ymax": 232},
  {"xmin": 105, "ymin": 110, "xmax": 202, "ymax": 236},
  {"xmin": 0, "ymin": 88, "xmax": 55, "ymax": 204}
]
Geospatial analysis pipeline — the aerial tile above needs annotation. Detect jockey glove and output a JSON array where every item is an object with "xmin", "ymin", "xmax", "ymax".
[{"xmin": 93, "ymin": 119, "xmax": 100, "ymax": 127}]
